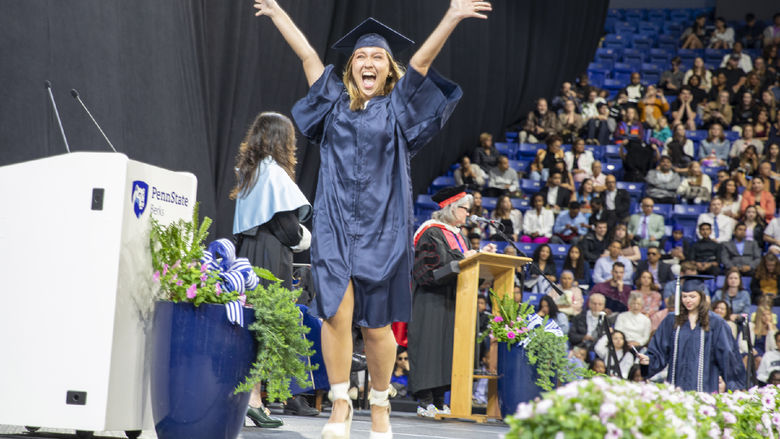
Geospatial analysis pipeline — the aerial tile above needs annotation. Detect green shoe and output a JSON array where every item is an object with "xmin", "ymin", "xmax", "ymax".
[{"xmin": 246, "ymin": 406, "xmax": 284, "ymax": 428}]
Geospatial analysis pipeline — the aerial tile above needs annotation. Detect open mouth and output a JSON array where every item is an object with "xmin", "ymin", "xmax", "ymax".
[{"xmin": 361, "ymin": 71, "xmax": 377, "ymax": 90}]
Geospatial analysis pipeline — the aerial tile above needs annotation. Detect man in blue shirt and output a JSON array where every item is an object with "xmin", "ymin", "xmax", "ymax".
[{"xmin": 552, "ymin": 201, "xmax": 589, "ymax": 244}]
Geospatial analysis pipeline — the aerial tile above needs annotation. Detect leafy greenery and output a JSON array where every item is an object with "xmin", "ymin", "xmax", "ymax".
[
  {"xmin": 149, "ymin": 204, "xmax": 314, "ymax": 401},
  {"xmin": 479, "ymin": 289, "xmax": 583, "ymax": 391}
]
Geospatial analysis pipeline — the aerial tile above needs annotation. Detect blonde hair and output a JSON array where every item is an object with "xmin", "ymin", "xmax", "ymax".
[{"xmin": 342, "ymin": 50, "xmax": 405, "ymax": 111}]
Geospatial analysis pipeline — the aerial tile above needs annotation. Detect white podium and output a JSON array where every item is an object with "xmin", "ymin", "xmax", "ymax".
[{"xmin": 0, "ymin": 152, "xmax": 197, "ymax": 436}]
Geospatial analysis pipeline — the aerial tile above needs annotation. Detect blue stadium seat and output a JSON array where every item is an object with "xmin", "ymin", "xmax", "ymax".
[
  {"xmin": 518, "ymin": 143, "xmax": 542, "ymax": 158},
  {"xmin": 704, "ymin": 48, "xmax": 727, "ymax": 66},
  {"xmin": 624, "ymin": 10, "xmax": 643, "ymax": 26},
  {"xmin": 633, "ymin": 202, "xmax": 673, "ymax": 218},
  {"xmin": 482, "ymin": 196, "xmax": 497, "ymax": 211},
  {"xmin": 669, "ymin": 10, "xmax": 690, "ymax": 22},
  {"xmin": 606, "ymin": 9, "xmax": 622, "ymax": 19},
  {"xmin": 612, "ymin": 71, "xmax": 632, "ymax": 85},
  {"xmin": 657, "ymin": 34, "xmax": 678, "ymax": 52},
  {"xmin": 587, "ymin": 145, "xmax": 606, "ymax": 160},
  {"xmin": 638, "ymin": 21, "xmax": 660, "ymax": 35},
  {"xmin": 416, "ymin": 194, "xmax": 437, "ymax": 210},
  {"xmin": 523, "ymin": 292, "xmax": 542, "ymax": 307},
  {"xmin": 605, "ymin": 144, "xmax": 621, "ymax": 159},
  {"xmin": 588, "ymin": 70, "xmax": 607, "ymax": 88},
  {"xmin": 550, "ymin": 244, "xmax": 570, "ymax": 262},
  {"xmin": 589, "ymin": 61, "xmax": 612, "ymax": 71},
  {"xmin": 647, "ymin": 10, "xmax": 666, "ymax": 24},
  {"xmin": 622, "ymin": 48, "xmax": 643, "ymax": 65},
  {"xmin": 505, "ymin": 131, "xmax": 519, "ymax": 143},
  {"xmin": 674, "ymin": 204, "xmax": 708, "ymax": 219},
  {"xmin": 663, "ymin": 22, "xmax": 684, "ymax": 36},
  {"xmin": 632, "ymin": 36, "xmax": 653, "ymax": 51},
  {"xmin": 521, "ymin": 179, "xmax": 542, "ymax": 194},
  {"xmin": 604, "ymin": 34, "xmax": 629, "ymax": 50},
  {"xmin": 686, "ymin": 130, "xmax": 707, "ymax": 142},
  {"xmin": 604, "ymin": 17, "xmax": 618, "ymax": 34},
  {"xmin": 512, "ymin": 198, "xmax": 530, "ymax": 211},
  {"xmin": 507, "ymin": 159, "xmax": 525, "ymax": 172},
  {"xmin": 614, "ymin": 21, "xmax": 636, "ymax": 33},
  {"xmin": 517, "ymin": 242, "xmax": 540, "ymax": 257},
  {"xmin": 495, "ymin": 142, "xmax": 517, "ymax": 157},
  {"xmin": 702, "ymin": 165, "xmax": 724, "ymax": 180},
  {"xmin": 429, "ymin": 175, "xmax": 455, "ymax": 193},
  {"xmin": 649, "ymin": 48, "xmax": 672, "ymax": 66},
  {"xmin": 604, "ymin": 160, "xmax": 623, "ymax": 179},
  {"xmin": 617, "ymin": 181, "xmax": 645, "ymax": 203},
  {"xmin": 715, "ymin": 275, "xmax": 725, "ymax": 289},
  {"xmin": 677, "ymin": 49, "xmax": 701, "ymax": 68},
  {"xmin": 595, "ymin": 48, "xmax": 620, "ymax": 65},
  {"xmin": 641, "ymin": 63, "xmax": 661, "ymax": 84},
  {"xmin": 725, "ymin": 131, "xmax": 740, "ymax": 142}
]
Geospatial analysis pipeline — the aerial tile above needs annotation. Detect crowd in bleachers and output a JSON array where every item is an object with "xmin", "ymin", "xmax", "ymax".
[{"xmin": 415, "ymin": 8, "xmax": 780, "ymax": 390}]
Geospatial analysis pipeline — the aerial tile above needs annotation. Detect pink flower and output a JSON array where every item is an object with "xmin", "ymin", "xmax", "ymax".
[
  {"xmin": 507, "ymin": 331, "xmax": 516, "ymax": 339},
  {"xmin": 200, "ymin": 263, "xmax": 208, "ymax": 272},
  {"xmin": 200, "ymin": 274, "xmax": 208, "ymax": 282},
  {"xmin": 215, "ymin": 283, "xmax": 222, "ymax": 296},
  {"xmin": 172, "ymin": 260, "xmax": 181, "ymax": 269},
  {"xmin": 153, "ymin": 271, "xmax": 160, "ymax": 282},
  {"xmin": 493, "ymin": 316, "xmax": 503, "ymax": 323},
  {"xmin": 162, "ymin": 264, "xmax": 168, "ymax": 276},
  {"xmin": 176, "ymin": 279, "xmax": 183, "ymax": 286},
  {"xmin": 238, "ymin": 294, "xmax": 246, "ymax": 306},
  {"xmin": 186, "ymin": 284, "xmax": 197, "ymax": 299}
]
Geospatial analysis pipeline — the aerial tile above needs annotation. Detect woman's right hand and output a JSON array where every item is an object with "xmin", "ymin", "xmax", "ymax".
[{"xmin": 254, "ymin": 0, "xmax": 280, "ymax": 17}]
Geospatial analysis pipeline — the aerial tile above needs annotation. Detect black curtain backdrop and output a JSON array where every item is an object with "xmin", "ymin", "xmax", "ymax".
[{"xmin": 0, "ymin": 0, "xmax": 607, "ymax": 243}]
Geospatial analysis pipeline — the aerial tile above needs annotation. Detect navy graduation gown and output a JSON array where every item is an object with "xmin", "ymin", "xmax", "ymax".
[
  {"xmin": 647, "ymin": 312, "xmax": 746, "ymax": 392},
  {"xmin": 292, "ymin": 64, "xmax": 462, "ymax": 327}
]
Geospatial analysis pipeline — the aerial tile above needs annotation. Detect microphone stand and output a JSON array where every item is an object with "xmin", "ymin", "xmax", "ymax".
[
  {"xmin": 738, "ymin": 316, "xmax": 756, "ymax": 387},
  {"xmin": 598, "ymin": 313, "xmax": 623, "ymax": 378}
]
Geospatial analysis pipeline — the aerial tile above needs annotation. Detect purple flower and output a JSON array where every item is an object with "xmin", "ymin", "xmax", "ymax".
[
  {"xmin": 176, "ymin": 280, "xmax": 183, "ymax": 287},
  {"xmin": 162, "ymin": 264, "xmax": 168, "ymax": 276},
  {"xmin": 200, "ymin": 274, "xmax": 208, "ymax": 282},
  {"xmin": 186, "ymin": 284, "xmax": 197, "ymax": 299},
  {"xmin": 172, "ymin": 260, "xmax": 181, "ymax": 269},
  {"xmin": 507, "ymin": 331, "xmax": 516, "ymax": 339},
  {"xmin": 153, "ymin": 271, "xmax": 160, "ymax": 282},
  {"xmin": 200, "ymin": 263, "xmax": 208, "ymax": 272},
  {"xmin": 493, "ymin": 316, "xmax": 503, "ymax": 323}
]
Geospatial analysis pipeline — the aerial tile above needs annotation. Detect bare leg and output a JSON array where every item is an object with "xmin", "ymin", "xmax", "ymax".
[
  {"xmin": 249, "ymin": 384, "xmax": 264, "ymax": 408},
  {"xmin": 321, "ymin": 281, "xmax": 355, "ymax": 424},
  {"xmin": 362, "ymin": 325, "xmax": 397, "ymax": 433}
]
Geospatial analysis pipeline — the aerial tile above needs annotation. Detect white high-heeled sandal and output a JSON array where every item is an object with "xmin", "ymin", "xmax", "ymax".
[
  {"xmin": 368, "ymin": 387, "xmax": 393, "ymax": 439},
  {"xmin": 321, "ymin": 382, "xmax": 353, "ymax": 439}
]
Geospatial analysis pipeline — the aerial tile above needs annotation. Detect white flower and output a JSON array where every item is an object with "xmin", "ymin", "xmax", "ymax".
[
  {"xmin": 555, "ymin": 432, "xmax": 564, "ymax": 439},
  {"xmin": 763, "ymin": 395, "xmax": 776, "ymax": 411},
  {"xmin": 557, "ymin": 383, "xmax": 579, "ymax": 399},
  {"xmin": 722, "ymin": 427, "xmax": 734, "ymax": 439},
  {"xmin": 698, "ymin": 405, "xmax": 716, "ymax": 417},
  {"xmin": 600, "ymin": 402, "xmax": 618, "ymax": 422},
  {"xmin": 605, "ymin": 422, "xmax": 622, "ymax": 439},
  {"xmin": 699, "ymin": 393, "xmax": 716, "ymax": 406},
  {"xmin": 773, "ymin": 412, "xmax": 780, "ymax": 427},
  {"xmin": 536, "ymin": 399, "xmax": 553, "ymax": 415},
  {"xmin": 707, "ymin": 422, "xmax": 720, "ymax": 439},
  {"xmin": 515, "ymin": 402, "xmax": 534, "ymax": 420},
  {"xmin": 680, "ymin": 426, "xmax": 696, "ymax": 439},
  {"xmin": 723, "ymin": 411, "xmax": 737, "ymax": 424}
]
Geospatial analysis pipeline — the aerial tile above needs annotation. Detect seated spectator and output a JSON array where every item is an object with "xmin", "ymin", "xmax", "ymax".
[
  {"xmin": 590, "ymin": 160, "xmax": 607, "ymax": 192},
  {"xmin": 538, "ymin": 170, "xmax": 572, "ymax": 213},
  {"xmin": 635, "ymin": 246, "xmax": 674, "ymax": 289},
  {"xmin": 551, "ymin": 81, "xmax": 580, "ymax": 114},
  {"xmin": 664, "ymin": 123, "xmax": 695, "ymax": 173},
  {"xmin": 581, "ymin": 220, "xmax": 610, "ymax": 266},
  {"xmin": 717, "ymin": 178, "xmax": 743, "ymax": 219},
  {"xmin": 743, "ymin": 205, "xmax": 765, "ymax": 248},
  {"xmin": 529, "ymin": 134, "xmax": 564, "ymax": 181},
  {"xmin": 711, "ymin": 300, "xmax": 740, "ymax": 342},
  {"xmin": 557, "ymin": 99, "xmax": 584, "ymax": 143},
  {"xmin": 689, "ymin": 222, "xmax": 722, "ymax": 276},
  {"xmin": 697, "ymin": 197, "xmax": 737, "ymax": 243},
  {"xmin": 584, "ymin": 102, "xmax": 615, "ymax": 146},
  {"xmin": 613, "ymin": 106, "xmax": 644, "ymax": 145},
  {"xmin": 681, "ymin": 14, "xmax": 708, "ymax": 49},
  {"xmin": 467, "ymin": 232, "xmax": 481, "ymax": 250},
  {"xmin": 485, "ymin": 155, "xmax": 519, "ymax": 198},
  {"xmin": 662, "ymin": 264, "xmax": 711, "ymax": 299},
  {"xmin": 699, "ymin": 123, "xmax": 731, "ymax": 167},
  {"xmin": 708, "ymin": 71, "xmax": 730, "ymax": 104},
  {"xmin": 757, "ymin": 161, "xmax": 779, "ymax": 196},
  {"xmin": 637, "ymin": 85, "xmax": 669, "ymax": 126},
  {"xmin": 751, "ymin": 305, "xmax": 778, "ymax": 365},
  {"xmin": 552, "ymin": 201, "xmax": 588, "ymax": 244},
  {"xmin": 551, "ymin": 270, "xmax": 584, "ymax": 317},
  {"xmin": 755, "ymin": 109, "xmax": 772, "ymax": 142},
  {"xmin": 765, "ymin": 143, "xmax": 780, "ymax": 172},
  {"xmin": 610, "ymin": 223, "xmax": 641, "ymax": 263},
  {"xmin": 564, "ymin": 138, "xmax": 594, "ymax": 183},
  {"xmin": 519, "ymin": 97, "xmax": 560, "ymax": 144},
  {"xmin": 709, "ymin": 17, "xmax": 735, "ymax": 49},
  {"xmin": 632, "ymin": 270, "xmax": 663, "ymax": 319},
  {"xmin": 488, "ymin": 194, "xmax": 522, "ymax": 242},
  {"xmin": 593, "ymin": 241, "xmax": 634, "ymax": 285},
  {"xmin": 763, "ymin": 13, "xmax": 780, "ymax": 47},
  {"xmin": 660, "ymin": 227, "xmax": 693, "ymax": 271},
  {"xmin": 716, "ymin": 53, "xmax": 748, "ymax": 96},
  {"xmin": 562, "ymin": 245, "xmax": 591, "ymax": 289},
  {"xmin": 649, "ymin": 115, "xmax": 672, "ymax": 147},
  {"xmin": 525, "ymin": 244, "xmax": 557, "ymax": 293},
  {"xmin": 757, "ymin": 332, "xmax": 780, "ymax": 384},
  {"xmin": 686, "ymin": 74, "xmax": 708, "ymax": 107},
  {"xmin": 575, "ymin": 178, "xmax": 596, "ymax": 212},
  {"xmin": 742, "ymin": 73, "xmax": 765, "ymax": 102},
  {"xmin": 738, "ymin": 13, "xmax": 763, "ymax": 49},
  {"xmin": 677, "ymin": 161, "xmax": 712, "ymax": 204},
  {"xmin": 614, "ymin": 292, "xmax": 652, "ymax": 348},
  {"xmin": 651, "ymin": 296, "xmax": 674, "ymax": 331},
  {"xmin": 670, "ymin": 86, "xmax": 698, "ymax": 131},
  {"xmin": 701, "ymin": 90, "xmax": 733, "ymax": 128},
  {"xmin": 645, "ymin": 155, "xmax": 681, "ymax": 205},
  {"xmin": 598, "ymin": 174, "xmax": 631, "ymax": 222},
  {"xmin": 619, "ymin": 138, "xmax": 660, "ymax": 183},
  {"xmin": 622, "ymin": 72, "xmax": 646, "ymax": 105},
  {"xmin": 589, "ymin": 358, "xmax": 607, "ymax": 375},
  {"xmin": 521, "ymin": 193, "xmax": 554, "ymax": 243},
  {"xmin": 594, "ymin": 329, "xmax": 636, "ymax": 378},
  {"xmin": 730, "ymin": 144, "xmax": 759, "ymax": 188},
  {"xmin": 751, "ymin": 254, "xmax": 780, "ymax": 304},
  {"xmin": 537, "ymin": 295, "xmax": 569, "ymax": 335},
  {"xmin": 581, "ymin": 89, "xmax": 604, "ymax": 121},
  {"xmin": 713, "ymin": 267, "xmax": 752, "ymax": 316},
  {"xmin": 683, "ymin": 56, "xmax": 712, "ymax": 92},
  {"xmin": 569, "ymin": 292, "xmax": 607, "ymax": 351},
  {"xmin": 721, "ymin": 222, "xmax": 762, "ymax": 276},
  {"xmin": 740, "ymin": 176, "xmax": 776, "ymax": 222},
  {"xmin": 628, "ymin": 197, "xmax": 665, "ymax": 248},
  {"xmin": 551, "ymin": 159, "xmax": 576, "ymax": 195},
  {"xmin": 659, "ymin": 56, "xmax": 684, "ymax": 95},
  {"xmin": 472, "ymin": 132, "xmax": 499, "ymax": 172},
  {"xmin": 733, "ymin": 92, "xmax": 761, "ymax": 127},
  {"xmin": 719, "ymin": 41, "xmax": 753, "ymax": 73},
  {"xmin": 591, "ymin": 261, "xmax": 632, "ymax": 312},
  {"xmin": 760, "ymin": 91, "xmax": 777, "ymax": 124},
  {"xmin": 453, "ymin": 155, "xmax": 486, "ymax": 190},
  {"xmin": 468, "ymin": 190, "xmax": 489, "ymax": 218}
]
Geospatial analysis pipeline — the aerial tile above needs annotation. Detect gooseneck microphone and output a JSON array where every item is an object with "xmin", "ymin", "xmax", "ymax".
[
  {"xmin": 44, "ymin": 80, "xmax": 71, "ymax": 153},
  {"xmin": 70, "ymin": 89, "xmax": 118, "ymax": 152},
  {"xmin": 468, "ymin": 214, "xmax": 498, "ymax": 225}
]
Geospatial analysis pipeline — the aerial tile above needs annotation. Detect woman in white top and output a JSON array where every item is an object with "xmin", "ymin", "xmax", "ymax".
[
  {"xmin": 716, "ymin": 178, "xmax": 743, "ymax": 219},
  {"xmin": 564, "ymin": 138, "xmax": 595, "ymax": 183},
  {"xmin": 682, "ymin": 57, "xmax": 713, "ymax": 92},
  {"xmin": 709, "ymin": 17, "xmax": 735, "ymax": 49},
  {"xmin": 614, "ymin": 292, "xmax": 652, "ymax": 347},
  {"xmin": 489, "ymin": 194, "xmax": 522, "ymax": 241},
  {"xmin": 521, "ymin": 193, "xmax": 554, "ymax": 243},
  {"xmin": 551, "ymin": 270, "xmax": 584, "ymax": 316},
  {"xmin": 677, "ymin": 161, "xmax": 712, "ymax": 204},
  {"xmin": 730, "ymin": 124, "xmax": 764, "ymax": 158},
  {"xmin": 595, "ymin": 329, "xmax": 636, "ymax": 379}
]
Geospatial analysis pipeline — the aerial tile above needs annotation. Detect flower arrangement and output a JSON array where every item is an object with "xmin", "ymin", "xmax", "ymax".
[
  {"xmin": 506, "ymin": 377, "xmax": 780, "ymax": 439},
  {"xmin": 480, "ymin": 290, "xmax": 582, "ymax": 391},
  {"xmin": 149, "ymin": 204, "xmax": 314, "ymax": 402}
]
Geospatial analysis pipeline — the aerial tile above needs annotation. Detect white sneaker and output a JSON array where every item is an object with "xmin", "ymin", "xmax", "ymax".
[
  {"xmin": 440, "ymin": 405, "xmax": 451, "ymax": 415},
  {"xmin": 416, "ymin": 405, "xmax": 436, "ymax": 418}
]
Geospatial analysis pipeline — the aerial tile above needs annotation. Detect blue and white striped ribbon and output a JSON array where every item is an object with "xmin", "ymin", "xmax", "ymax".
[
  {"xmin": 198, "ymin": 238, "xmax": 260, "ymax": 326},
  {"xmin": 519, "ymin": 313, "xmax": 564, "ymax": 347},
  {"xmin": 225, "ymin": 300, "xmax": 244, "ymax": 327}
]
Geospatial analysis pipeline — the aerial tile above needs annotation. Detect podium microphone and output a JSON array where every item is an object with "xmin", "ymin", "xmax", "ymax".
[
  {"xmin": 70, "ymin": 89, "xmax": 118, "ymax": 153},
  {"xmin": 44, "ymin": 80, "xmax": 71, "ymax": 153}
]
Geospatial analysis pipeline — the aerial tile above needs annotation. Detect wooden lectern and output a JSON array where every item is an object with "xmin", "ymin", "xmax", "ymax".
[{"xmin": 435, "ymin": 252, "xmax": 532, "ymax": 423}]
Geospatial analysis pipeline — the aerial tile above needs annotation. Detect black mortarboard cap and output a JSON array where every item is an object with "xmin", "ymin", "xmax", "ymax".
[
  {"xmin": 431, "ymin": 185, "xmax": 467, "ymax": 208},
  {"xmin": 680, "ymin": 274, "xmax": 713, "ymax": 292},
  {"xmin": 331, "ymin": 18, "xmax": 414, "ymax": 58}
]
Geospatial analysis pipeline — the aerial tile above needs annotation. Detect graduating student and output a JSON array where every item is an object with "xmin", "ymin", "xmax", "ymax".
[
  {"xmin": 638, "ymin": 284, "xmax": 746, "ymax": 392},
  {"xmin": 253, "ymin": 1, "xmax": 491, "ymax": 437}
]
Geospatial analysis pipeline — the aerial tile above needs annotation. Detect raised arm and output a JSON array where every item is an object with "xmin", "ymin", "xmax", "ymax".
[
  {"xmin": 409, "ymin": 0, "xmax": 491, "ymax": 76},
  {"xmin": 254, "ymin": 0, "xmax": 324, "ymax": 86}
]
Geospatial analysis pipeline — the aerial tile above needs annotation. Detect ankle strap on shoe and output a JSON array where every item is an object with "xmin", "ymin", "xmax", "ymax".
[
  {"xmin": 328, "ymin": 382, "xmax": 350, "ymax": 402},
  {"xmin": 369, "ymin": 388, "xmax": 391, "ymax": 407}
]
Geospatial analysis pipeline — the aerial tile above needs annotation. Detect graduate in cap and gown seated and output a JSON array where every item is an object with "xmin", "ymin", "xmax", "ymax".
[{"xmin": 253, "ymin": 1, "xmax": 491, "ymax": 437}]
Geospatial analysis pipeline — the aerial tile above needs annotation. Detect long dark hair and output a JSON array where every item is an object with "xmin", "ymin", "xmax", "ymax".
[
  {"xmin": 674, "ymin": 289, "xmax": 710, "ymax": 331},
  {"xmin": 533, "ymin": 244, "xmax": 554, "ymax": 265},
  {"xmin": 229, "ymin": 112, "xmax": 297, "ymax": 200},
  {"xmin": 539, "ymin": 295, "xmax": 559, "ymax": 320},
  {"xmin": 716, "ymin": 178, "xmax": 738, "ymax": 202},
  {"xmin": 563, "ymin": 245, "xmax": 585, "ymax": 280}
]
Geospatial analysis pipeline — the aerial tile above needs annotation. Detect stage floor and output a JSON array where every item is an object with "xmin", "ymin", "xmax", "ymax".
[{"xmin": 0, "ymin": 410, "xmax": 509, "ymax": 439}]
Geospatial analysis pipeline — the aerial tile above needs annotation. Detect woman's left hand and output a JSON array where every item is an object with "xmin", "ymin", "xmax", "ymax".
[
  {"xmin": 464, "ymin": 249, "xmax": 478, "ymax": 258},
  {"xmin": 481, "ymin": 243, "xmax": 497, "ymax": 253},
  {"xmin": 449, "ymin": 0, "xmax": 492, "ymax": 20}
]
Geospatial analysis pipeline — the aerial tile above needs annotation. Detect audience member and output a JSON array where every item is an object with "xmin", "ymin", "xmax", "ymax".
[
  {"xmin": 670, "ymin": 86, "xmax": 698, "ymax": 131},
  {"xmin": 581, "ymin": 220, "xmax": 610, "ymax": 265},
  {"xmin": 590, "ymin": 160, "xmax": 607, "ymax": 191},
  {"xmin": 552, "ymin": 270, "xmax": 584, "ymax": 317},
  {"xmin": 581, "ymin": 89, "xmax": 604, "ymax": 120},
  {"xmin": 712, "ymin": 267, "xmax": 752, "ymax": 316},
  {"xmin": 701, "ymin": 90, "xmax": 733, "ymax": 128},
  {"xmin": 519, "ymin": 97, "xmax": 560, "ymax": 144},
  {"xmin": 689, "ymin": 222, "xmax": 722, "ymax": 276},
  {"xmin": 651, "ymin": 296, "xmax": 674, "ymax": 331},
  {"xmin": 659, "ymin": 56, "xmax": 684, "ymax": 94},
  {"xmin": 610, "ymin": 223, "xmax": 641, "ymax": 263},
  {"xmin": 619, "ymin": 137, "xmax": 660, "ymax": 183},
  {"xmin": 684, "ymin": 57, "xmax": 714, "ymax": 92},
  {"xmin": 589, "ymin": 358, "xmax": 607, "ymax": 375},
  {"xmin": 649, "ymin": 116, "xmax": 672, "ymax": 147},
  {"xmin": 472, "ymin": 132, "xmax": 499, "ymax": 172},
  {"xmin": 488, "ymin": 194, "xmax": 522, "ymax": 242},
  {"xmin": 628, "ymin": 197, "xmax": 665, "ymax": 248},
  {"xmin": 766, "ymin": 143, "xmax": 780, "ymax": 172},
  {"xmin": 680, "ymin": 14, "xmax": 708, "ymax": 49},
  {"xmin": 575, "ymin": 178, "xmax": 596, "ymax": 212},
  {"xmin": 594, "ymin": 329, "xmax": 636, "ymax": 379},
  {"xmin": 733, "ymin": 92, "xmax": 761, "ymax": 127},
  {"xmin": 552, "ymin": 201, "xmax": 588, "ymax": 244},
  {"xmin": 557, "ymin": 99, "xmax": 584, "ymax": 143},
  {"xmin": 637, "ymin": 85, "xmax": 669, "ymax": 126},
  {"xmin": 700, "ymin": 123, "xmax": 731, "ymax": 167},
  {"xmin": 644, "ymin": 155, "xmax": 681, "ymax": 204},
  {"xmin": 743, "ymin": 205, "xmax": 766, "ymax": 249},
  {"xmin": 685, "ymin": 75, "xmax": 708, "ymax": 108},
  {"xmin": 740, "ymin": 176, "xmax": 775, "ymax": 222},
  {"xmin": 721, "ymin": 222, "xmax": 762, "ymax": 276},
  {"xmin": 525, "ymin": 244, "xmax": 557, "ymax": 294},
  {"xmin": 722, "ymin": 41, "xmax": 754, "ymax": 72},
  {"xmin": 591, "ymin": 261, "xmax": 632, "ymax": 313},
  {"xmin": 709, "ymin": 17, "xmax": 735, "ymax": 49},
  {"xmin": 664, "ymin": 123, "xmax": 695, "ymax": 172},
  {"xmin": 678, "ymin": 161, "xmax": 713, "ymax": 204},
  {"xmin": 751, "ymin": 254, "xmax": 780, "ymax": 303},
  {"xmin": 599, "ymin": 174, "xmax": 631, "ymax": 221},
  {"xmin": 763, "ymin": 13, "xmax": 780, "ymax": 47},
  {"xmin": 521, "ymin": 193, "xmax": 554, "ymax": 243},
  {"xmin": 751, "ymin": 305, "xmax": 778, "ymax": 364},
  {"xmin": 564, "ymin": 245, "xmax": 592, "ymax": 288},
  {"xmin": 551, "ymin": 82, "xmax": 580, "ymax": 114},
  {"xmin": 756, "ymin": 109, "xmax": 772, "ymax": 142},
  {"xmin": 453, "ymin": 155, "xmax": 486, "ymax": 190},
  {"xmin": 584, "ymin": 102, "xmax": 615, "ymax": 145},
  {"xmin": 622, "ymin": 72, "xmax": 646, "ymax": 105},
  {"xmin": 468, "ymin": 190, "xmax": 489, "ymax": 218},
  {"xmin": 529, "ymin": 134, "xmax": 564, "ymax": 181},
  {"xmin": 485, "ymin": 155, "xmax": 519, "ymax": 198},
  {"xmin": 613, "ymin": 106, "xmax": 645, "ymax": 145},
  {"xmin": 593, "ymin": 240, "xmax": 634, "ymax": 285},
  {"xmin": 665, "ymin": 262, "xmax": 710, "ymax": 300},
  {"xmin": 717, "ymin": 178, "xmax": 743, "ymax": 219},
  {"xmin": 635, "ymin": 246, "xmax": 674, "ymax": 289},
  {"xmin": 763, "ymin": 212, "xmax": 780, "ymax": 254},
  {"xmin": 564, "ymin": 138, "xmax": 594, "ymax": 183},
  {"xmin": 391, "ymin": 346, "xmax": 410, "ymax": 398},
  {"xmin": 614, "ymin": 292, "xmax": 652, "ymax": 348},
  {"xmin": 738, "ymin": 13, "xmax": 763, "ymax": 49},
  {"xmin": 538, "ymin": 170, "xmax": 572, "ymax": 213},
  {"xmin": 730, "ymin": 145, "xmax": 759, "ymax": 188},
  {"xmin": 697, "ymin": 197, "xmax": 737, "ymax": 243},
  {"xmin": 537, "ymin": 295, "xmax": 569, "ymax": 335},
  {"xmin": 757, "ymin": 332, "xmax": 780, "ymax": 384},
  {"xmin": 569, "ymin": 293, "xmax": 606, "ymax": 350},
  {"xmin": 660, "ymin": 227, "xmax": 693, "ymax": 270},
  {"xmin": 711, "ymin": 300, "xmax": 740, "ymax": 342},
  {"xmin": 716, "ymin": 53, "xmax": 748, "ymax": 95},
  {"xmin": 632, "ymin": 270, "xmax": 663, "ymax": 319}
]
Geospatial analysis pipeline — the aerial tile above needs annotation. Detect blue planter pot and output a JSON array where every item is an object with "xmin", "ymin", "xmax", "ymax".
[
  {"xmin": 151, "ymin": 301, "xmax": 256, "ymax": 439},
  {"xmin": 497, "ymin": 343, "xmax": 543, "ymax": 417}
]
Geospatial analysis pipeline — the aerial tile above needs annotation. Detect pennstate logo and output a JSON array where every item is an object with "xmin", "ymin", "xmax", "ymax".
[{"xmin": 131, "ymin": 180, "xmax": 149, "ymax": 218}]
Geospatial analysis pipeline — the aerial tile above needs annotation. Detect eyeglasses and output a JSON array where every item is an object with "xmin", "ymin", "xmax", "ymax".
[{"xmin": 458, "ymin": 206, "xmax": 470, "ymax": 211}]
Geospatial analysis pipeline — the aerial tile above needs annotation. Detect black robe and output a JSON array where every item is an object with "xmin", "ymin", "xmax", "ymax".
[{"xmin": 407, "ymin": 223, "xmax": 468, "ymax": 394}]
